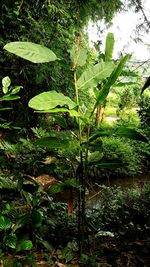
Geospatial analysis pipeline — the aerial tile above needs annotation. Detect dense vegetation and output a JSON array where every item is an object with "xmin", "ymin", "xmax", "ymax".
[{"xmin": 0, "ymin": 0, "xmax": 150, "ymax": 266}]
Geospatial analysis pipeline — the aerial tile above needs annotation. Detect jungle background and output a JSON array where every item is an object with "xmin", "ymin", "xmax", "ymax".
[{"xmin": 0, "ymin": 0, "xmax": 150, "ymax": 266}]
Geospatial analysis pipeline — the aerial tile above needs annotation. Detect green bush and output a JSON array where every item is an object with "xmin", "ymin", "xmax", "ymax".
[{"xmin": 102, "ymin": 136, "xmax": 141, "ymax": 176}]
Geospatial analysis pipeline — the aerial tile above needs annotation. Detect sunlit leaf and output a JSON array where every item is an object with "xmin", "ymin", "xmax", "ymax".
[
  {"xmin": 4, "ymin": 42, "xmax": 57, "ymax": 63},
  {"xmin": 2, "ymin": 76, "xmax": 11, "ymax": 94},
  {"xmin": 105, "ymin": 32, "xmax": 114, "ymax": 62},
  {"xmin": 29, "ymin": 91, "xmax": 76, "ymax": 110},
  {"xmin": 10, "ymin": 86, "xmax": 23, "ymax": 95},
  {"xmin": 77, "ymin": 61, "xmax": 114, "ymax": 90},
  {"xmin": 70, "ymin": 46, "xmax": 87, "ymax": 67}
]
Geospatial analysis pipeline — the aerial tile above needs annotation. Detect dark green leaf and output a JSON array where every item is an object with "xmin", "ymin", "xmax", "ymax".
[
  {"xmin": 34, "ymin": 137, "xmax": 70, "ymax": 149},
  {"xmin": 115, "ymin": 127, "xmax": 148, "ymax": 142}
]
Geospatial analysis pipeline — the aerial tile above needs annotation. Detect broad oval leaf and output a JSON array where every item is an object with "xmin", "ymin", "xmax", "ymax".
[
  {"xmin": 2, "ymin": 76, "xmax": 11, "ymax": 94},
  {"xmin": 35, "ymin": 136, "xmax": 70, "ymax": 149},
  {"xmin": 4, "ymin": 42, "xmax": 57, "ymax": 63},
  {"xmin": 77, "ymin": 61, "xmax": 115, "ymax": 90},
  {"xmin": 29, "ymin": 91, "xmax": 76, "ymax": 110}
]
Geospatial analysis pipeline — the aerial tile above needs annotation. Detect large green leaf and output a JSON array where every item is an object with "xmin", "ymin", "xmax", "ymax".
[
  {"xmin": 77, "ymin": 61, "xmax": 114, "ymax": 90},
  {"xmin": 4, "ymin": 42, "xmax": 57, "ymax": 63},
  {"xmin": 29, "ymin": 91, "xmax": 76, "ymax": 110},
  {"xmin": 34, "ymin": 136, "xmax": 70, "ymax": 149},
  {"xmin": 105, "ymin": 32, "xmax": 114, "ymax": 62},
  {"xmin": 96, "ymin": 54, "xmax": 130, "ymax": 106},
  {"xmin": 115, "ymin": 127, "xmax": 148, "ymax": 142}
]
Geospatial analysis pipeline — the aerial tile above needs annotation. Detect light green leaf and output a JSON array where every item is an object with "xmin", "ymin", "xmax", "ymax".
[
  {"xmin": 29, "ymin": 91, "xmax": 76, "ymax": 110},
  {"xmin": 105, "ymin": 32, "xmax": 114, "ymax": 62},
  {"xmin": 4, "ymin": 42, "xmax": 57, "ymax": 63},
  {"xmin": 34, "ymin": 136, "xmax": 70, "ymax": 149},
  {"xmin": 96, "ymin": 54, "xmax": 130, "ymax": 106},
  {"xmin": 77, "ymin": 61, "xmax": 114, "ymax": 90},
  {"xmin": 70, "ymin": 47, "xmax": 87, "ymax": 67},
  {"xmin": 2, "ymin": 76, "xmax": 11, "ymax": 94},
  {"xmin": 0, "ymin": 95, "xmax": 20, "ymax": 101},
  {"xmin": 10, "ymin": 86, "xmax": 23, "ymax": 95}
]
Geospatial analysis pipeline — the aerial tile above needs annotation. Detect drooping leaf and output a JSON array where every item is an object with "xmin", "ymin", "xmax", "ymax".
[
  {"xmin": 105, "ymin": 32, "xmax": 114, "ymax": 62},
  {"xmin": 96, "ymin": 54, "xmax": 130, "ymax": 106},
  {"xmin": 77, "ymin": 61, "xmax": 114, "ymax": 90},
  {"xmin": 4, "ymin": 42, "xmax": 57, "ymax": 63},
  {"xmin": 2, "ymin": 76, "xmax": 11, "ymax": 94},
  {"xmin": 0, "ymin": 215, "xmax": 12, "ymax": 231},
  {"xmin": 89, "ymin": 130, "xmax": 113, "ymax": 143},
  {"xmin": 115, "ymin": 127, "xmax": 148, "ymax": 142},
  {"xmin": 29, "ymin": 91, "xmax": 76, "ymax": 110},
  {"xmin": 34, "ymin": 136, "xmax": 70, "ymax": 149}
]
